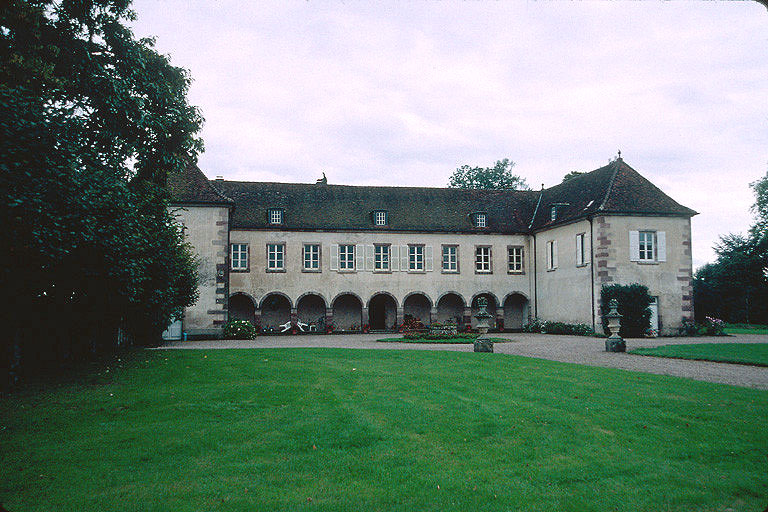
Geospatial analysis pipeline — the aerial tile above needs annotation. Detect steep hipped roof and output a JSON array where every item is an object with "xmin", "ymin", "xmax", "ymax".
[
  {"xmin": 167, "ymin": 160, "xmax": 233, "ymax": 206},
  {"xmin": 528, "ymin": 159, "xmax": 697, "ymax": 231},
  {"xmin": 168, "ymin": 158, "xmax": 696, "ymax": 232},
  {"xmin": 214, "ymin": 181, "xmax": 539, "ymax": 233}
]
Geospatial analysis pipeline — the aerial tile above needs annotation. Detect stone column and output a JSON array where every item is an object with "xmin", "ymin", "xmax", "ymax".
[
  {"xmin": 361, "ymin": 307, "xmax": 369, "ymax": 329},
  {"xmin": 290, "ymin": 307, "xmax": 298, "ymax": 325},
  {"xmin": 396, "ymin": 307, "xmax": 404, "ymax": 327},
  {"xmin": 463, "ymin": 307, "xmax": 472, "ymax": 328},
  {"xmin": 325, "ymin": 308, "xmax": 333, "ymax": 333},
  {"xmin": 430, "ymin": 307, "xmax": 438, "ymax": 325}
]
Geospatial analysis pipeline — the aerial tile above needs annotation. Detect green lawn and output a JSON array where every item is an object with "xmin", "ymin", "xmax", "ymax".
[
  {"xmin": 725, "ymin": 323, "xmax": 768, "ymax": 335},
  {"xmin": 630, "ymin": 343, "xmax": 768, "ymax": 367},
  {"xmin": 1, "ymin": 349, "xmax": 767, "ymax": 512}
]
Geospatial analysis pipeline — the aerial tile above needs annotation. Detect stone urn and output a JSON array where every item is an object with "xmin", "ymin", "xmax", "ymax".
[
  {"xmin": 473, "ymin": 297, "xmax": 494, "ymax": 353},
  {"xmin": 604, "ymin": 299, "xmax": 626, "ymax": 352}
]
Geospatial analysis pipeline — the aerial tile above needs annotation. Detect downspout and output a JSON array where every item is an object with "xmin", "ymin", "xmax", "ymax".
[
  {"xmin": 589, "ymin": 216, "xmax": 595, "ymax": 331},
  {"xmin": 532, "ymin": 233, "xmax": 537, "ymax": 319}
]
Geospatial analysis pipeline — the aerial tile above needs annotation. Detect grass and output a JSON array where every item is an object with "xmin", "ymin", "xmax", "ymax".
[
  {"xmin": 630, "ymin": 343, "xmax": 768, "ymax": 367},
  {"xmin": 377, "ymin": 336, "xmax": 509, "ymax": 344},
  {"xmin": 725, "ymin": 323, "xmax": 768, "ymax": 335},
  {"xmin": 1, "ymin": 348, "xmax": 766, "ymax": 512}
]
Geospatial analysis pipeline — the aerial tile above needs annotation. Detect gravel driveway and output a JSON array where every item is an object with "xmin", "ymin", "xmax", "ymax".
[{"xmin": 160, "ymin": 333, "xmax": 768, "ymax": 390}]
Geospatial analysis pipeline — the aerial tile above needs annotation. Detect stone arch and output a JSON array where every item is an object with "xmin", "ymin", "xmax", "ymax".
[
  {"xmin": 368, "ymin": 292, "xmax": 398, "ymax": 331},
  {"xmin": 471, "ymin": 292, "xmax": 499, "ymax": 330},
  {"xmin": 258, "ymin": 291, "xmax": 293, "ymax": 310},
  {"xmin": 331, "ymin": 291, "xmax": 365, "ymax": 308},
  {"xmin": 366, "ymin": 291, "xmax": 399, "ymax": 309},
  {"xmin": 435, "ymin": 292, "xmax": 466, "ymax": 326},
  {"xmin": 403, "ymin": 292, "xmax": 432, "ymax": 326},
  {"xmin": 502, "ymin": 292, "xmax": 530, "ymax": 331},
  {"xmin": 228, "ymin": 292, "xmax": 256, "ymax": 323},
  {"xmin": 296, "ymin": 293, "xmax": 327, "ymax": 325},
  {"xmin": 436, "ymin": 291, "xmax": 466, "ymax": 308},
  {"xmin": 332, "ymin": 293, "xmax": 364, "ymax": 331},
  {"xmin": 259, "ymin": 292, "xmax": 292, "ymax": 330}
]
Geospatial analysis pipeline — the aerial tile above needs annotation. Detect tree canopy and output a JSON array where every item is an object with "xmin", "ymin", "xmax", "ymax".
[
  {"xmin": 693, "ymin": 170, "xmax": 768, "ymax": 324},
  {"xmin": 562, "ymin": 171, "xmax": 585, "ymax": 183},
  {"xmin": 448, "ymin": 159, "xmax": 530, "ymax": 190},
  {"xmin": 1, "ymin": 0, "xmax": 202, "ymax": 387}
]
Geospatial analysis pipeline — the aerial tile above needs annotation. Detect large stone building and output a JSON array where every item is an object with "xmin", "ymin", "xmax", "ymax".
[{"xmin": 168, "ymin": 157, "xmax": 696, "ymax": 337}]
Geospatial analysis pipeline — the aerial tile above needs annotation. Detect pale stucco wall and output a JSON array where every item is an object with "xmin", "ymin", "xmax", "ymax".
[
  {"xmin": 534, "ymin": 219, "xmax": 594, "ymax": 326},
  {"xmin": 595, "ymin": 215, "xmax": 693, "ymax": 335},
  {"xmin": 228, "ymin": 230, "xmax": 533, "ymax": 328},
  {"xmin": 172, "ymin": 205, "xmax": 230, "ymax": 336}
]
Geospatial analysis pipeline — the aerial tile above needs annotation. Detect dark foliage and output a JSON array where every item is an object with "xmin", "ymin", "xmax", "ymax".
[
  {"xmin": 0, "ymin": 1, "xmax": 202, "ymax": 389},
  {"xmin": 600, "ymin": 284, "xmax": 652, "ymax": 337},
  {"xmin": 223, "ymin": 320, "xmax": 258, "ymax": 340},
  {"xmin": 523, "ymin": 319, "xmax": 594, "ymax": 336},
  {"xmin": 448, "ymin": 158, "xmax": 530, "ymax": 190}
]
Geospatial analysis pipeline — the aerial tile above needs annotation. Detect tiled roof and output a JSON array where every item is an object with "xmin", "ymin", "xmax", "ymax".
[
  {"xmin": 528, "ymin": 159, "xmax": 697, "ymax": 231},
  {"xmin": 214, "ymin": 181, "xmax": 539, "ymax": 233},
  {"xmin": 168, "ymin": 158, "xmax": 696, "ymax": 233},
  {"xmin": 167, "ymin": 160, "xmax": 233, "ymax": 206}
]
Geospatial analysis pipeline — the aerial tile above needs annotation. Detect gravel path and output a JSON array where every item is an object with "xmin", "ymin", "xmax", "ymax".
[{"xmin": 159, "ymin": 333, "xmax": 768, "ymax": 390}]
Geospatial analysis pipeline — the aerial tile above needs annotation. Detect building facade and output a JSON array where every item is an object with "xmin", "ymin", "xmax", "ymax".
[{"xmin": 168, "ymin": 158, "xmax": 696, "ymax": 337}]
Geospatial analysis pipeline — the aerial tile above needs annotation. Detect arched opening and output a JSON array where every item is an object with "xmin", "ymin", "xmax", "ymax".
[
  {"xmin": 368, "ymin": 293, "xmax": 397, "ymax": 331},
  {"xmin": 403, "ymin": 293, "xmax": 432, "ymax": 327},
  {"xmin": 229, "ymin": 294, "xmax": 256, "ymax": 323},
  {"xmin": 332, "ymin": 294, "xmax": 363, "ymax": 331},
  {"xmin": 296, "ymin": 294, "xmax": 326, "ymax": 325},
  {"xmin": 503, "ymin": 293, "xmax": 528, "ymax": 331},
  {"xmin": 260, "ymin": 293, "xmax": 291, "ymax": 330},
  {"xmin": 435, "ymin": 293, "xmax": 465, "ymax": 327},
  {"xmin": 471, "ymin": 293, "xmax": 498, "ymax": 330}
]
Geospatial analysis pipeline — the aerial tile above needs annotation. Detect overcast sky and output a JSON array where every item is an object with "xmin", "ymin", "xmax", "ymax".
[{"xmin": 131, "ymin": 0, "xmax": 767, "ymax": 269}]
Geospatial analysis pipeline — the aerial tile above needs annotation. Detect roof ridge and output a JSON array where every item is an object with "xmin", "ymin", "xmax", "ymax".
[
  {"xmin": 597, "ymin": 159, "xmax": 621, "ymax": 211},
  {"xmin": 219, "ymin": 180, "xmax": 537, "ymax": 194}
]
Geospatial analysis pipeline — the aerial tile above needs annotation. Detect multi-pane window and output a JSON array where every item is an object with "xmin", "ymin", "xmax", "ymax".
[
  {"xmin": 408, "ymin": 245, "xmax": 424, "ymax": 271},
  {"xmin": 374, "ymin": 210, "xmax": 388, "ymax": 226},
  {"xmin": 374, "ymin": 244, "xmax": 389, "ymax": 271},
  {"xmin": 231, "ymin": 243, "xmax": 248, "ymax": 270},
  {"xmin": 267, "ymin": 243, "xmax": 284, "ymax": 271},
  {"xmin": 268, "ymin": 208, "xmax": 283, "ymax": 224},
  {"xmin": 303, "ymin": 244, "xmax": 320, "ymax": 271},
  {"xmin": 339, "ymin": 244, "xmax": 355, "ymax": 270},
  {"xmin": 474, "ymin": 213, "xmax": 487, "ymax": 228},
  {"xmin": 475, "ymin": 246, "xmax": 491, "ymax": 273},
  {"xmin": 507, "ymin": 246, "xmax": 523, "ymax": 273},
  {"xmin": 639, "ymin": 231, "xmax": 655, "ymax": 261},
  {"xmin": 576, "ymin": 233, "xmax": 586, "ymax": 266},
  {"xmin": 442, "ymin": 245, "xmax": 458, "ymax": 272}
]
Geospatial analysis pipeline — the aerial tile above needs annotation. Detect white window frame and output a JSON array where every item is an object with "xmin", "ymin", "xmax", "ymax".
[
  {"xmin": 374, "ymin": 244, "xmax": 390, "ymax": 271},
  {"xmin": 442, "ymin": 245, "xmax": 458, "ymax": 273},
  {"xmin": 408, "ymin": 244, "xmax": 425, "ymax": 271},
  {"xmin": 475, "ymin": 246, "xmax": 492, "ymax": 273},
  {"xmin": 474, "ymin": 213, "xmax": 487, "ymax": 228},
  {"xmin": 268, "ymin": 208, "xmax": 283, "ymax": 225},
  {"xmin": 302, "ymin": 244, "xmax": 320, "ymax": 272},
  {"xmin": 546, "ymin": 240, "xmax": 558, "ymax": 270},
  {"xmin": 576, "ymin": 233, "xmax": 586, "ymax": 266},
  {"xmin": 638, "ymin": 231, "xmax": 655, "ymax": 261},
  {"xmin": 230, "ymin": 243, "xmax": 249, "ymax": 271},
  {"xmin": 507, "ymin": 245, "xmax": 524, "ymax": 274},
  {"xmin": 339, "ymin": 244, "xmax": 355, "ymax": 271},
  {"xmin": 374, "ymin": 210, "xmax": 388, "ymax": 226},
  {"xmin": 267, "ymin": 243, "xmax": 285, "ymax": 271}
]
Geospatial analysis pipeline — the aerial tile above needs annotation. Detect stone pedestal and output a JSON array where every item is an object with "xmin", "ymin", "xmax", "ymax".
[{"xmin": 474, "ymin": 339, "xmax": 494, "ymax": 353}]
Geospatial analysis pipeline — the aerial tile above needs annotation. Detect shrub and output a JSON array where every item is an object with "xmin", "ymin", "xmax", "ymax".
[
  {"xmin": 223, "ymin": 320, "xmax": 258, "ymax": 340},
  {"xmin": 403, "ymin": 332, "xmax": 480, "ymax": 341},
  {"xmin": 522, "ymin": 319, "xmax": 594, "ymax": 336},
  {"xmin": 600, "ymin": 284, "xmax": 652, "ymax": 338}
]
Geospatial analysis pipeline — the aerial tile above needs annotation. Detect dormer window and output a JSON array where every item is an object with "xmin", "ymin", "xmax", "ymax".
[
  {"xmin": 374, "ymin": 210, "xmax": 388, "ymax": 226},
  {"xmin": 474, "ymin": 213, "xmax": 487, "ymax": 228},
  {"xmin": 268, "ymin": 208, "xmax": 283, "ymax": 225},
  {"xmin": 550, "ymin": 207, "xmax": 557, "ymax": 221}
]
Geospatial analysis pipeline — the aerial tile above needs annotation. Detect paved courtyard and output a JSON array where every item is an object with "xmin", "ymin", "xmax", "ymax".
[{"xmin": 160, "ymin": 333, "xmax": 768, "ymax": 390}]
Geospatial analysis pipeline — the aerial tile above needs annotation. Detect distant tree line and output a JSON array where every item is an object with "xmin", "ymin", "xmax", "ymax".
[
  {"xmin": 694, "ymin": 172, "xmax": 768, "ymax": 324},
  {"xmin": 0, "ymin": 1, "xmax": 201, "ymax": 389}
]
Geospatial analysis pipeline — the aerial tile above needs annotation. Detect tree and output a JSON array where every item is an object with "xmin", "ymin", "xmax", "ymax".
[
  {"xmin": 562, "ymin": 171, "xmax": 585, "ymax": 183},
  {"xmin": 0, "ymin": 1, "xmax": 202, "ymax": 387},
  {"xmin": 448, "ymin": 158, "xmax": 530, "ymax": 190},
  {"xmin": 600, "ymin": 284, "xmax": 652, "ymax": 337},
  {"xmin": 693, "ymin": 168, "xmax": 768, "ymax": 324}
]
